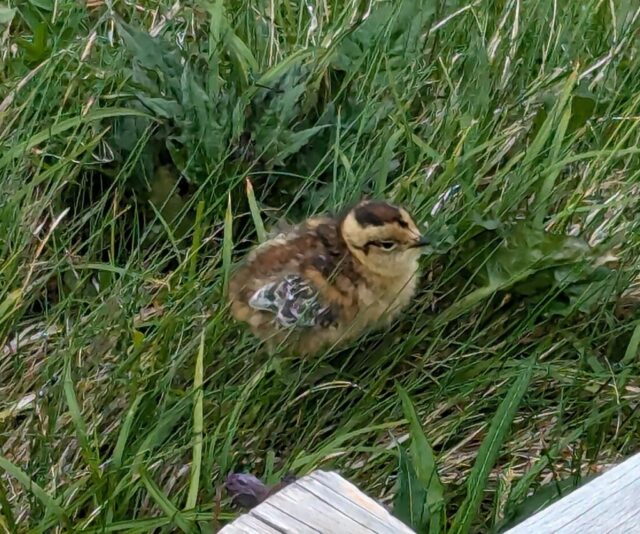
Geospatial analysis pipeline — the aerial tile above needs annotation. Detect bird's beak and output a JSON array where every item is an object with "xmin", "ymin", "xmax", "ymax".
[{"xmin": 411, "ymin": 235, "xmax": 431, "ymax": 248}]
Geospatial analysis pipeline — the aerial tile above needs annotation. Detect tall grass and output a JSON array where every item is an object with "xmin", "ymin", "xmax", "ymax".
[{"xmin": 1, "ymin": 0, "xmax": 640, "ymax": 532}]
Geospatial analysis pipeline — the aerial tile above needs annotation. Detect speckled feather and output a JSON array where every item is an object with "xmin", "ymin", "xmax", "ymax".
[{"xmin": 248, "ymin": 274, "xmax": 332, "ymax": 328}]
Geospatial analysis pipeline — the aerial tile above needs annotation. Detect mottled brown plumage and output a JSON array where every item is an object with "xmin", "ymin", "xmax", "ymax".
[{"xmin": 229, "ymin": 199, "xmax": 428, "ymax": 355}]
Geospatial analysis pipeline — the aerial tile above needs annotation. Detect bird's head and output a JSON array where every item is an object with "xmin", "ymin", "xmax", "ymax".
[{"xmin": 340, "ymin": 200, "xmax": 428, "ymax": 277}]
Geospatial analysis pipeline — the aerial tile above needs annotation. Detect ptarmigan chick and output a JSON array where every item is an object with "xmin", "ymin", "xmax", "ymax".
[{"xmin": 229, "ymin": 199, "xmax": 428, "ymax": 355}]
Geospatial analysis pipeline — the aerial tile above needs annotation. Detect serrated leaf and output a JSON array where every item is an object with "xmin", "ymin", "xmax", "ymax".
[
  {"xmin": 203, "ymin": 0, "xmax": 257, "ymax": 87},
  {"xmin": 136, "ymin": 95, "xmax": 182, "ymax": 119},
  {"xmin": 276, "ymin": 125, "xmax": 328, "ymax": 163},
  {"xmin": 440, "ymin": 221, "xmax": 612, "ymax": 324},
  {"xmin": 117, "ymin": 20, "xmax": 182, "ymax": 76},
  {"xmin": 332, "ymin": 0, "xmax": 433, "ymax": 70}
]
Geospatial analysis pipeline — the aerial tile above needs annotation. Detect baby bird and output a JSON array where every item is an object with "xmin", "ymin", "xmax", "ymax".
[{"xmin": 229, "ymin": 199, "xmax": 429, "ymax": 355}]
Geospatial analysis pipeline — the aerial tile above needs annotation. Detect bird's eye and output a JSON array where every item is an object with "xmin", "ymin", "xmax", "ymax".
[{"xmin": 379, "ymin": 241, "xmax": 397, "ymax": 251}]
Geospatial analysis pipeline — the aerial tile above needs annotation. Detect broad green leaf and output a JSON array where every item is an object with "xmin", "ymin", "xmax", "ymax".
[
  {"xmin": 276, "ymin": 125, "xmax": 328, "ymax": 163},
  {"xmin": 117, "ymin": 20, "xmax": 182, "ymax": 75},
  {"xmin": 0, "ymin": 6, "xmax": 15, "ymax": 24},
  {"xmin": 135, "ymin": 96, "xmax": 182, "ymax": 119},
  {"xmin": 394, "ymin": 445, "xmax": 430, "ymax": 532},
  {"xmin": 397, "ymin": 385, "xmax": 444, "ymax": 509},
  {"xmin": 397, "ymin": 385, "xmax": 445, "ymax": 533}
]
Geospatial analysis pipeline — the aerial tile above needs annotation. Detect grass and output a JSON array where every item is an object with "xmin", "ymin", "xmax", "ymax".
[{"xmin": 2, "ymin": 0, "xmax": 640, "ymax": 532}]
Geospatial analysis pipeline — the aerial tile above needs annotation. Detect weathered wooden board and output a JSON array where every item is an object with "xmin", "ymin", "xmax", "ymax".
[
  {"xmin": 308, "ymin": 471, "xmax": 413, "ymax": 533},
  {"xmin": 503, "ymin": 451, "xmax": 640, "ymax": 533},
  {"xmin": 249, "ymin": 501, "xmax": 319, "ymax": 534},
  {"xmin": 219, "ymin": 470, "xmax": 415, "ymax": 533},
  {"xmin": 221, "ymin": 453, "xmax": 640, "ymax": 533},
  {"xmin": 221, "ymin": 513, "xmax": 283, "ymax": 534}
]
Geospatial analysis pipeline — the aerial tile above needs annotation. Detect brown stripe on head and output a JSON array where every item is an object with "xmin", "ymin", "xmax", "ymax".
[
  {"xmin": 340, "ymin": 199, "xmax": 422, "ymax": 257},
  {"xmin": 353, "ymin": 201, "xmax": 409, "ymax": 228}
]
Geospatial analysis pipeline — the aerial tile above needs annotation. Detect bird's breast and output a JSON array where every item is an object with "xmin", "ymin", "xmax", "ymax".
[{"xmin": 355, "ymin": 269, "xmax": 418, "ymax": 325}]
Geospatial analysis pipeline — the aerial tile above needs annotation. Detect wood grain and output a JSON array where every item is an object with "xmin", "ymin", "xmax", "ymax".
[
  {"xmin": 504, "ymin": 451, "xmax": 640, "ymax": 533},
  {"xmin": 219, "ymin": 470, "xmax": 416, "ymax": 533}
]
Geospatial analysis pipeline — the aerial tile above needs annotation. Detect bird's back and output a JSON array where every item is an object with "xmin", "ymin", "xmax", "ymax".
[{"xmin": 229, "ymin": 217, "xmax": 363, "ymax": 353}]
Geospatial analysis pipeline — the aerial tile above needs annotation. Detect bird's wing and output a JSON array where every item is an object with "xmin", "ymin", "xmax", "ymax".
[{"xmin": 248, "ymin": 275, "xmax": 334, "ymax": 328}]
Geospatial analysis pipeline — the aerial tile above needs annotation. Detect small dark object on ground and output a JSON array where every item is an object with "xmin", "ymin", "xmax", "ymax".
[{"xmin": 225, "ymin": 472, "xmax": 297, "ymax": 509}]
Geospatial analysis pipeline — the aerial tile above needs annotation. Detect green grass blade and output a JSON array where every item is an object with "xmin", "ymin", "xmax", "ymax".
[
  {"xmin": 622, "ymin": 321, "xmax": 640, "ymax": 365},
  {"xmin": 64, "ymin": 358, "xmax": 102, "ymax": 483},
  {"xmin": 137, "ymin": 467, "xmax": 196, "ymax": 533},
  {"xmin": 245, "ymin": 178, "xmax": 267, "ymax": 243},
  {"xmin": 450, "ymin": 357, "xmax": 535, "ymax": 534},
  {"xmin": 111, "ymin": 395, "xmax": 143, "ymax": 471},
  {"xmin": 188, "ymin": 200, "xmax": 206, "ymax": 283},
  {"xmin": 0, "ymin": 478, "xmax": 16, "ymax": 531},
  {"xmin": 397, "ymin": 385, "xmax": 445, "ymax": 518},
  {"xmin": 3, "ymin": 1, "xmax": 640, "ymax": 530},
  {"xmin": 394, "ymin": 444, "xmax": 430, "ymax": 532},
  {"xmin": 147, "ymin": 200, "xmax": 181, "ymax": 260},
  {"xmin": 523, "ymin": 68, "xmax": 578, "ymax": 170},
  {"xmin": 219, "ymin": 364, "xmax": 270, "ymax": 475},
  {"xmin": 0, "ymin": 108, "xmax": 153, "ymax": 167},
  {"xmin": 534, "ymin": 102, "xmax": 574, "ymax": 226},
  {"xmin": 185, "ymin": 330, "xmax": 205, "ymax": 510},
  {"xmin": 0, "ymin": 456, "xmax": 67, "ymax": 524},
  {"xmin": 222, "ymin": 192, "xmax": 234, "ymax": 298},
  {"xmin": 106, "ymin": 394, "xmax": 143, "ymax": 524}
]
